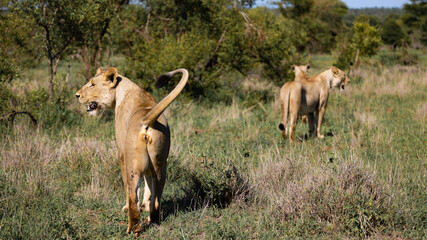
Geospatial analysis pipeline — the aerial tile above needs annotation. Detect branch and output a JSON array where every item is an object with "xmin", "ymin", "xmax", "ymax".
[
  {"xmin": 52, "ymin": 37, "xmax": 72, "ymax": 60},
  {"xmin": 2, "ymin": 111, "xmax": 38, "ymax": 128}
]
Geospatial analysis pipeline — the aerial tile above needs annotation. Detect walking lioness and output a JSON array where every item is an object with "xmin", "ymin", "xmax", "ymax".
[
  {"xmin": 76, "ymin": 67, "xmax": 188, "ymax": 235},
  {"xmin": 279, "ymin": 66, "xmax": 349, "ymax": 142}
]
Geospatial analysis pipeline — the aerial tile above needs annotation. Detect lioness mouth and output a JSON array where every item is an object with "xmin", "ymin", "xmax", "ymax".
[{"xmin": 87, "ymin": 102, "xmax": 98, "ymax": 112}]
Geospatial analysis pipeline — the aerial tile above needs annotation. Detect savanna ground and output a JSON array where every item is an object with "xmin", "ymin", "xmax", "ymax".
[{"xmin": 0, "ymin": 52, "xmax": 426, "ymax": 239}]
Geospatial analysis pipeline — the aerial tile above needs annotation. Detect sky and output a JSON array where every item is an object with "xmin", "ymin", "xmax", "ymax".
[
  {"xmin": 340, "ymin": 0, "xmax": 409, "ymax": 8},
  {"xmin": 255, "ymin": 0, "xmax": 410, "ymax": 9}
]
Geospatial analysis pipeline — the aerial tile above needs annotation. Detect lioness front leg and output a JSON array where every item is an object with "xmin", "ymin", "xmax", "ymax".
[
  {"xmin": 118, "ymin": 152, "xmax": 129, "ymax": 212},
  {"xmin": 316, "ymin": 107, "xmax": 326, "ymax": 138}
]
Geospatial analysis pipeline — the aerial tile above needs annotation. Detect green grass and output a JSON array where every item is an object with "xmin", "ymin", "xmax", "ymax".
[{"xmin": 0, "ymin": 59, "xmax": 426, "ymax": 239}]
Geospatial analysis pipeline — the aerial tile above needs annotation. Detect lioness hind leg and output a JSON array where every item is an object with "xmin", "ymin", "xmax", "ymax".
[
  {"xmin": 288, "ymin": 95, "xmax": 300, "ymax": 142},
  {"xmin": 307, "ymin": 112, "xmax": 316, "ymax": 137},
  {"xmin": 126, "ymin": 169, "xmax": 143, "ymax": 234},
  {"xmin": 141, "ymin": 176, "xmax": 152, "ymax": 212},
  {"xmin": 279, "ymin": 101, "xmax": 288, "ymax": 140},
  {"xmin": 146, "ymin": 176, "xmax": 165, "ymax": 225},
  {"xmin": 289, "ymin": 112, "xmax": 298, "ymax": 142}
]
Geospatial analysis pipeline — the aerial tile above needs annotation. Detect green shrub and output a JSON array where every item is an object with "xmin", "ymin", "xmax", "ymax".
[{"xmin": 0, "ymin": 55, "xmax": 19, "ymax": 83}]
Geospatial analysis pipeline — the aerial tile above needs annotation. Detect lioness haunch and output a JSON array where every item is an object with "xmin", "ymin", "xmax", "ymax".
[{"xmin": 76, "ymin": 67, "xmax": 188, "ymax": 235}]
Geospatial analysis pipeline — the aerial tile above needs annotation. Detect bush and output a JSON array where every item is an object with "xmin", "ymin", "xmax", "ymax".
[{"xmin": 0, "ymin": 55, "xmax": 19, "ymax": 83}]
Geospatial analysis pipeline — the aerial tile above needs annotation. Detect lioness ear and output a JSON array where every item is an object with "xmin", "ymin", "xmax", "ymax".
[
  {"xmin": 292, "ymin": 65, "xmax": 296, "ymax": 71},
  {"xmin": 306, "ymin": 64, "xmax": 310, "ymax": 70},
  {"xmin": 104, "ymin": 67, "xmax": 118, "ymax": 88},
  {"xmin": 96, "ymin": 67, "xmax": 105, "ymax": 75},
  {"xmin": 331, "ymin": 66, "xmax": 339, "ymax": 75}
]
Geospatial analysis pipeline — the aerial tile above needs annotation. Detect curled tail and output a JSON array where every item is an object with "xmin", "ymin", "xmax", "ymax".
[{"xmin": 142, "ymin": 68, "xmax": 188, "ymax": 126}]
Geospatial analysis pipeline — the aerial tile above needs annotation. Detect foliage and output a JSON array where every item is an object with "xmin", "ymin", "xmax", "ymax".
[
  {"xmin": 402, "ymin": 0, "xmax": 427, "ymax": 44},
  {"xmin": 343, "ymin": 7, "xmax": 403, "ymax": 27},
  {"xmin": 0, "ymin": 0, "xmax": 39, "ymax": 82},
  {"xmin": 276, "ymin": 0, "xmax": 349, "ymax": 53},
  {"xmin": 125, "ymin": 31, "xmax": 217, "ymax": 95},
  {"xmin": 119, "ymin": 1, "xmax": 304, "ymax": 97},
  {"xmin": 352, "ymin": 21, "xmax": 382, "ymax": 59},
  {"xmin": 248, "ymin": 9, "xmax": 302, "ymax": 84},
  {"xmin": 0, "ymin": 55, "xmax": 19, "ymax": 83},
  {"xmin": 354, "ymin": 14, "xmax": 380, "ymax": 26},
  {"xmin": 333, "ymin": 21, "xmax": 382, "ymax": 69},
  {"xmin": 75, "ymin": 0, "xmax": 128, "ymax": 79},
  {"xmin": 11, "ymin": 0, "xmax": 87, "ymax": 100},
  {"xmin": 382, "ymin": 18, "xmax": 408, "ymax": 48}
]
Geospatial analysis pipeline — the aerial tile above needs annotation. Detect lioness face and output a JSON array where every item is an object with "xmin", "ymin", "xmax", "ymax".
[
  {"xmin": 330, "ymin": 67, "xmax": 350, "ymax": 91},
  {"xmin": 76, "ymin": 67, "xmax": 119, "ymax": 116}
]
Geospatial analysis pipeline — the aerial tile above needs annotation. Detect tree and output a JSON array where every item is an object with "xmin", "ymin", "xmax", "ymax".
[
  {"xmin": 382, "ymin": 18, "xmax": 407, "ymax": 49},
  {"xmin": 77, "ymin": 0, "xmax": 129, "ymax": 79},
  {"xmin": 334, "ymin": 21, "xmax": 382, "ymax": 69},
  {"xmin": 352, "ymin": 21, "xmax": 382, "ymax": 66},
  {"xmin": 0, "ymin": 0, "xmax": 38, "ymax": 82},
  {"xmin": 116, "ymin": 0, "xmax": 274, "ymax": 97},
  {"xmin": 354, "ymin": 15, "xmax": 379, "ymax": 27},
  {"xmin": 276, "ymin": 0, "xmax": 348, "ymax": 53},
  {"xmin": 402, "ymin": 0, "xmax": 427, "ymax": 46},
  {"xmin": 12, "ymin": 0, "xmax": 86, "ymax": 101}
]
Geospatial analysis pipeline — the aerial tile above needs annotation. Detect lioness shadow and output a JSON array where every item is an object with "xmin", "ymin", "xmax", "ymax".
[
  {"xmin": 161, "ymin": 159, "xmax": 251, "ymax": 220},
  {"xmin": 298, "ymin": 131, "xmax": 335, "ymax": 141}
]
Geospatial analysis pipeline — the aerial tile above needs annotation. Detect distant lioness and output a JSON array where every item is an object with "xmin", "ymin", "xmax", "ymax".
[
  {"xmin": 279, "ymin": 66, "xmax": 350, "ymax": 142},
  {"xmin": 76, "ymin": 67, "xmax": 188, "ymax": 235}
]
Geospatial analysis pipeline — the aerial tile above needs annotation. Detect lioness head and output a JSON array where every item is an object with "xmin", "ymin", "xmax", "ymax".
[
  {"xmin": 76, "ymin": 67, "xmax": 121, "ymax": 116},
  {"xmin": 292, "ymin": 64, "xmax": 310, "ymax": 74},
  {"xmin": 329, "ymin": 66, "xmax": 350, "ymax": 90},
  {"xmin": 292, "ymin": 64, "xmax": 310, "ymax": 81}
]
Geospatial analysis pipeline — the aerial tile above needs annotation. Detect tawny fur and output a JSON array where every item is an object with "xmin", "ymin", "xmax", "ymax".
[
  {"xmin": 279, "ymin": 66, "xmax": 350, "ymax": 142},
  {"xmin": 292, "ymin": 64, "xmax": 311, "ymax": 123},
  {"xmin": 292, "ymin": 64, "xmax": 311, "ymax": 82},
  {"xmin": 76, "ymin": 67, "xmax": 188, "ymax": 235}
]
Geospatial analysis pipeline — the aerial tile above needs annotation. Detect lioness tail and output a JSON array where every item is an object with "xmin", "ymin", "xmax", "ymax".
[{"xmin": 142, "ymin": 68, "xmax": 189, "ymax": 126}]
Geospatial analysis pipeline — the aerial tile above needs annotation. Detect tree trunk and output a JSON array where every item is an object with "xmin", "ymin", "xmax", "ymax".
[
  {"xmin": 354, "ymin": 49, "xmax": 360, "ymax": 68},
  {"xmin": 47, "ymin": 57, "xmax": 54, "ymax": 102}
]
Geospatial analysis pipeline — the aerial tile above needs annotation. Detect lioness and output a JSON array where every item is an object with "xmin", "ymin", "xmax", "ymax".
[
  {"xmin": 279, "ymin": 66, "xmax": 349, "ymax": 142},
  {"xmin": 76, "ymin": 67, "xmax": 188, "ymax": 235},
  {"xmin": 292, "ymin": 64, "xmax": 311, "ymax": 82}
]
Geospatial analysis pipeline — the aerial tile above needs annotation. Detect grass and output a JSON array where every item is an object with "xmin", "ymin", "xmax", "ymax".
[{"xmin": 0, "ymin": 58, "xmax": 426, "ymax": 239}]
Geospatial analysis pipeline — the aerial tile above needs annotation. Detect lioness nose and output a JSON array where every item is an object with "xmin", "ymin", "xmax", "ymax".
[{"xmin": 76, "ymin": 94, "xmax": 80, "ymax": 98}]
